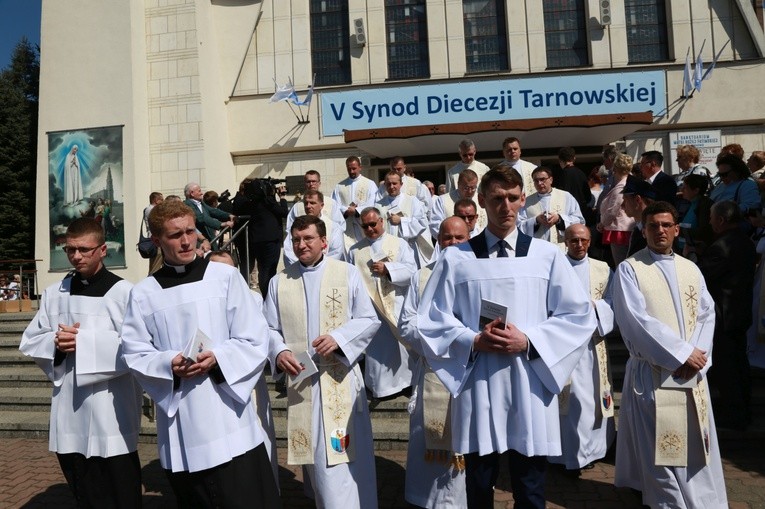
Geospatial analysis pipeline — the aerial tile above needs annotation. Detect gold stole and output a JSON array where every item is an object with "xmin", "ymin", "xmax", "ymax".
[
  {"xmin": 379, "ymin": 195, "xmax": 434, "ymax": 261},
  {"xmin": 558, "ymin": 259, "xmax": 613, "ymax": 418},
  {"xmin": 402, "ymin": 175, "xmax": 419, "ymax": 197},
  {"xmin": 416, "ymin": 266, "xmax": 464, "ymax": 470},
  {"xmin": 524, "ymin": 189, "xmax": 566, "ymax": 245},
  {"xmin": 590, "ymin": 259, "xmax": 614, "ymax": 419},
  {"xmin": 442, "ymin": 190, "xmax": 487, "ymax": 232},
  {"xmin": 353, "ymin": 234, "xmax": 407, "ymax": 342},
  {"xmin": 337, "ymin": 178, "xmax": 370, "ymax": 208},
  {"xmin": 627, "ymin": 250, "xmax": 710, "ymax": 467},
  {"xmin": 278, "ymin": 259, "xmax": 355, "ymax": 466}
]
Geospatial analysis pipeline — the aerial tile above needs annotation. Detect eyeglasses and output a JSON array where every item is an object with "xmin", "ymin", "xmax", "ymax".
[
  {"xmin": 645, "ymin": 222, "xmax": 677, "ymax": 231},
  {"xmin": 361, "ymin": 219, "xmax": 381, "ymax": 229},
  {"xmin": 455, "ymin": 214, "xmax": 477, "ymax": 221},
  {"xmin": 62, "ymin": 244, "xmax": 103, "ymax": 256},
  {"xmin": 292, "ymin": 235, "xmax": 321, "ymax": 245},
  {"xmin": 459, "ymin": 185, "xmax": 477, "ymax": 192},
  {"xmin": 532, "ymin": 177, "xmax": 551, "ymax": 183}
]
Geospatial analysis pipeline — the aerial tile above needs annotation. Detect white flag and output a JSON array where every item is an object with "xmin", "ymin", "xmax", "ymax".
[
  {"xmin": 290, "ymin": 85, "xmax": 313, "ymax": 106},
  {"xmin": 682, "ymin": 48, "xmax": 692, "ymax": 97},
  {"xmin": 269, "ymin": 78, "xmax": 297, "ymax": 103},
  {"xmin": 693, "ymin": 48, "xmax": 704, "ymax": 92}
]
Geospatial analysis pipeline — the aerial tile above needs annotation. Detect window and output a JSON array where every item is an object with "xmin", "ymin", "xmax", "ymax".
[
  {"xmin": 385, "ymin": 0, "xmax": 429, "ymax": 80},
  {"xmin": 463, "ymin": 0, "xmax": 508, "ymax": 73},
  {"xmin": 543, "ymin": 0, "xmax": 588, "ymax": 69},
  {"xmin": 625, "ymin": 0, "xmax": 669, "ymax": 63},
  {"xmin": 310, "ymin": 0, "xmax": 351, "ymax": 87}
]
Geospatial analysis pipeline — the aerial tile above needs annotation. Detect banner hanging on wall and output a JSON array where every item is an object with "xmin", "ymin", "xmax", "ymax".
[{"xmin": 47, "ymin": 125, "xmax": 125, "ymax": 271}]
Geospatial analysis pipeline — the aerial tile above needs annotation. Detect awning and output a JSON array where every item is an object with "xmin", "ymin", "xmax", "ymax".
[{"xmin": 343, "ymin": 112, "xmax": 654, "ymax": 158}]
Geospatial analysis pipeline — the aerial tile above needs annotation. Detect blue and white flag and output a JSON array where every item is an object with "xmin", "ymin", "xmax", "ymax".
[
  {"xmin": 683, "ymin": 48, "xmax": 693, "ymax": 97},
  {"xmin": 269, "ymin": 78, "xmax": 298, "ymax": 103}
]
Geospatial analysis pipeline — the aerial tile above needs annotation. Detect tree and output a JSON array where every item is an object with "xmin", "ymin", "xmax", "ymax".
[{"xmin": 0, "ymin": 38, "xmax": 39, "ymax": 260}]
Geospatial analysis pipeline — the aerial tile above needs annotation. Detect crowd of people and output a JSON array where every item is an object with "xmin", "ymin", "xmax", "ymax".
[{"xmin": 19, "ymin": 137, "xmax": 765, "ymax": 508}]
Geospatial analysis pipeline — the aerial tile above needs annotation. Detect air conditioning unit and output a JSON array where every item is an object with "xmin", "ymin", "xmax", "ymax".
[
  {"xmin": 354, "ymin": 18, "xmax": 366, "ymax": 46},
  {"xmin": 600, "ymin": 0, "xmax": 611, "ymax": 27}
]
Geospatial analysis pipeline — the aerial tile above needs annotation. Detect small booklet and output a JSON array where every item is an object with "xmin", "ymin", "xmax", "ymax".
[
  {"xmin": 479, "ymin": 298, "xmax": 509, "ymax": 330},
  {"xmin": 660, "ymin": 368, "xmax": 698, "ymax": 389},
  {"xmin": 371, "ymin": 250, "xmax": 389, "ymax": 263},
  {"xmin": 387, "ymin": 206, "xmax": 403, "ymax": 218},
  {"xmin": 291, "ymin": 350, "xmax": 318, "ymax": 385},
  {"xmin": 182, "ymin": 329, "xmax": 211, "ymax": 362}
]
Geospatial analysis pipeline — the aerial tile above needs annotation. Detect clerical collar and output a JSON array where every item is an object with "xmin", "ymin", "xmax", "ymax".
[
  {"xmin": 299, "ymin": 255, "xmax": 325, "ymax": 271},
  {"xmin": 73, "ymin": 265, "xmax": 107, "ymax": 286},
  {"xmin": 69, "ymin": 266, "xmax": 122, "ymax": 297},
  {"xmin": 648, "ymin": 249, "xmax": 674, "ymax": 261},
  {"xmin": 484, "ymin": 228, "xmax": 519, "ymax": 251},
  {"xmin": 165, "ymin": 256, "xmax": 199, "ymax": 273},
  {"xmin": 567, "ymin": 254, "xmax": 588, "ymax": 266}
]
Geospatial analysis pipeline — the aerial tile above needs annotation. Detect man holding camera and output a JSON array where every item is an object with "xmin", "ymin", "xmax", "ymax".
[{"xmin": 233, "ymin": 178, "xmax": 289, "ymax": 295}]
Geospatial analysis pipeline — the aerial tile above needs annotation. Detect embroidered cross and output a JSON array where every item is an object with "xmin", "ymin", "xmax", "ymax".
[
  {"xmin": 684, "ymin": 285, "xmax": 698, "ymax": 326},
  {"xmin": 594, "ymin": 282, "xmax": 605, "ymax": 301}
]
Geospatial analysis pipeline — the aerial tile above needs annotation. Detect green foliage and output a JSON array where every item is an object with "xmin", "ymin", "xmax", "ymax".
[{"xmin": 0, "ymin": 38, "xmax": 39, "ymax": 260}]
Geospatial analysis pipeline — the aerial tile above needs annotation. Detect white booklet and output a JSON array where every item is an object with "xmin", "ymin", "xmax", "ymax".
[
  {"xmin": 182, "ymin": 329, "xmax": 211, "ymax": 362},
  {"xmin": 371, "ymin": 250, "xmax": 389, "ymax": 263},
  {"xmin": 479, "ymin": 298, "xmax": 509, "ymax": 330},
  {"xmin": 387, "ymin": 206, "xmax": 403, "ymax": 218},
  {"xmin": 290, "ymin": 350, "xmax": 318, "ymax": 385}
]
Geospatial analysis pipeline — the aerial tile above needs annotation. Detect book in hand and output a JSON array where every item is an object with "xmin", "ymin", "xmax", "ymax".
[
  {"xmin": 479, "ymin": 298, "xmax": 509, "ymax": 330},
  {"xmin": 182, "ymin": 329, "xmax": 211, "ymax": 362},
  {"xmin": 371, "ymin": 249, "xmax": 389, "ymax": 263},
  {"xmin": 387, "ymin": 206, "xmax": 403, "ymax": 218},
  {"xmin": 290, "ymin": 350, "xmax": 318, "ymax": 385}
]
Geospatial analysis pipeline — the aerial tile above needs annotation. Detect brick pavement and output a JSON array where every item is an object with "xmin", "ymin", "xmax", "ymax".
[{"xmin": 1, "ymin": 437, "xmax": 763, "ymax": 508}]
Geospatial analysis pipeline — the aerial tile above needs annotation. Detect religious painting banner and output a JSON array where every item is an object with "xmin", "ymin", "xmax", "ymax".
[{"xmin": 47, "ymin": 126, "xmax": 125, "ymax": 270}]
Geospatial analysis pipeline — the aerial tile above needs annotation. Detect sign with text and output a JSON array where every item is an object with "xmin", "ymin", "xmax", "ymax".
[
  {"xmin": 320, "ymin": 71, "xmax": 665, "ymax": 136},
  {"xmin": 668, "ymin": 130, "xmax": 722, "ymax": 175}
]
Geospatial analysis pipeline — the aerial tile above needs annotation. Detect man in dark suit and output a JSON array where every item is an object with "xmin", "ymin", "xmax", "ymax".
[
  {"xmin": 183, "ymin": 182, "xmax": 234, "ymax": 248},
  {"xmin": 700, "ymin": 200, "xmax": 756, "ymax": 430},
  {"xmin": 639, "ymin": 150, "xmax": 677, "ymax": 205},
  {"xmin": 232, "ymin": 178, "xmax": 289, "ymax": 295},
  {"xmin": 555, "ymin": 146, "xmax": 593, "ymax": 224},
  {"xmin": 621, "ymin": 176, "xmax": 657, "ymax": 257}
]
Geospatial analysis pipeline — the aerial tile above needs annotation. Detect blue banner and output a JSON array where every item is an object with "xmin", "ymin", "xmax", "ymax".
[{"xmin": 320, "ymin": 71, "xmax": 665, "ymax": 136}]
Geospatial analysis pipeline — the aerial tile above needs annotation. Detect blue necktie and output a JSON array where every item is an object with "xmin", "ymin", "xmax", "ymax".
[{"xmin": 497, "ymin": 240, "xmax": 509, "ymax": 258}]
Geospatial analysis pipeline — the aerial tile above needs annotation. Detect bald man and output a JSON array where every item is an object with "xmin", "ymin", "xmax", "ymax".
[
  {"xmin": 398, "ymin": 216, "xmax": 470, "ymax": 508},
  {"xmin": 548, "ymin": 224, "xmax": 615, "ymax": 473}
]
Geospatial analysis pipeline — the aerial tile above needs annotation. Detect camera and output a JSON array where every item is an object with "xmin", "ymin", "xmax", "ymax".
[{"xmin": 246, "ymin": 177, "xmax": 287, "ymax": 200}]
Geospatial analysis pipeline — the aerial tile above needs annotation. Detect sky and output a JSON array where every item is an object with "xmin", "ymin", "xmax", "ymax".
[{"xmin": 0, "ymin": 0, "xmax": 41, "ymax": 71}]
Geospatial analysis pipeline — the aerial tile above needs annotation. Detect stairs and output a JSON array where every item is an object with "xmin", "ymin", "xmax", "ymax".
[{"xmin": 3, "ymin": 312, "xmax": 762, "ymax": 447}]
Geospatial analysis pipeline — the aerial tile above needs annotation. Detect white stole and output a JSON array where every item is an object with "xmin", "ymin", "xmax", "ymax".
[
  {"xmin": 590, "ymin": 259, "xmax": 614, "ymax": 419},
  {"xmin": 278, "ymin": 259, "xmax": 355, "ymax": 466},
  {"xmin": 627, "ymin": 250, "xmax": 710, "ymax": 467}
]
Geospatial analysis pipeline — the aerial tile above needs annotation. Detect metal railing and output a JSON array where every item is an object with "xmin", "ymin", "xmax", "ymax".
[{"xmin": 0, "ymin": 258, "xmax": 40, "ymax": 301}]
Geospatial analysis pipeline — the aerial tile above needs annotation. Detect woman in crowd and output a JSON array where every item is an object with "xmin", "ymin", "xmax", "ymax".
[{"xmin": 597, "ymin": 153, "xmax": 635, "ymax": 266}]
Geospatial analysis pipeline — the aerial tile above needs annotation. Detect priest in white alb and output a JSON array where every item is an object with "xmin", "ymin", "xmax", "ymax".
[
  {"xmin": 286, "ymin": 170, "xmax": 344, "ymax": 233},
  {"xmin": 120, "ymin": 201, "xmax": 281, "ymax": 507},
  {"xmin": 398, "ymin": 216, "xmax": 471, "ymax": 508},
  {"xmin": 384, "ymin": 156, "xmax": 432, "ymax": 216},
  {"xmin": 416, "ymin": 165, "xmax": 595, "ymax": 508},
  {"xmin": 349, "ymin": 207, "xmax": 417, "ymax": 398},
  {"xmin": 429, "ymin": 169, "xmax": 487, "ymax": 238},
  {"xmin": 613, "ymin": 201, "xmax": 727, "ymax": 508},
  {"xmin": 20, "ymin": 218, "xmax": 142, "ymax": 507},
  {"xmin": 518, "ymin": 166, "xmax": 585, "ymax": 248},
  {"xmin": 332, "ymin": 156, "xmax": 379, "ymax": 248},
  {"xmin": 266, "ymin": 215, "xmax": 381, "ymax": 508},
  {"xmin": 376, "ymin": 170, "xmax": 432, "ymax": 267},
  {"xmin": 548, "ymin": 224, "xmax": 615, "ymax": 473},
  {"xmin": 445, "ymin": 139, "xmax": 490, "ymax": 193},
  {"xmin": 283, "ymin": 190, "xmax": 346, "ymax": 265}
]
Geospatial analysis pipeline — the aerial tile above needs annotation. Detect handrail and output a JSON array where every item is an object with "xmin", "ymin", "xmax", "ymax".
[{"xmin": 221, "ymin": 219, "xmax": 252, "ymax": 287}]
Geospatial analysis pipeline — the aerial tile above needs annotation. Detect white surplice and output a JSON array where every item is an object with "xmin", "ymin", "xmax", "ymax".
[
  {"xmin": 378, "ymin": 175, "xmax": 432, "ymax": 217},
  {"xmin": 416, "ymin": 231, "xmax": 595, "ymax": 456},
  {"xmin": 332, "ymin": 175, "xmax": 379, "ymax": 245},
  {"xmin": 348, "ymin": 233, "xmax": 417, "ymax": 397},
  {"xmin": 548, "ymin": 255, "xmax": 615, "ymax": 469},
  {"xmin": 265, "ymin": 257, "xmax": 380, "ymax": 509},
  {"xmin": 518, "ymin": 189, "xmax": 585, "ymax": 244},
  {"xmin": 20, "ymin": 270, "xmax": 142, "ymax": 457},
  {"xmin": 376, "ymin": 193, "xmax": 431, "ymax": 267},
  {"xmin": 613, "ymin": 249, "xmax": 728, "ymax": 508},
  {"xmin": 121, "ymin": 259, "xmax": 270, "ymax": 473},
  {"xmin": 398, "ymin": 258, "xmax": 467, "ymax": 509}
]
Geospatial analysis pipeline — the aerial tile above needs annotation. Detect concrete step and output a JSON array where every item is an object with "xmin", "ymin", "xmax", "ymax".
[
  {"xmin": 0, "ymin": 366, "xmax": 52, "ymax": 388},
  {"xmin": 0, "ymin": 336, "xmax": 22, "ymax": 348},
  {"xmin": 0, "ymin": 349, "xmax": 34, "ymax": 366},
  {"xmin": 0, "ymin": 387, "xmax": 51, "ymax": 411}
]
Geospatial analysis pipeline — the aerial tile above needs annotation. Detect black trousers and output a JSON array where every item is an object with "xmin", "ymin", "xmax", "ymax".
[
  {"xmin": 237, "ymin": 240, "xmax": 281, "ymax": 295},
  {"xmin": 709, "ymin": 328, "xmax": 752, "ymax": 427},
  {"xmin": 57, "ymin": 450, "xmax": 141, "ymax": 509},
  {"xmin": 166, "ymin": 444, "xmax": 281, "ymax": 509},
  {"xmin": 464, "ymin": 450, "xmax": 547, "ymax": 509}
]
